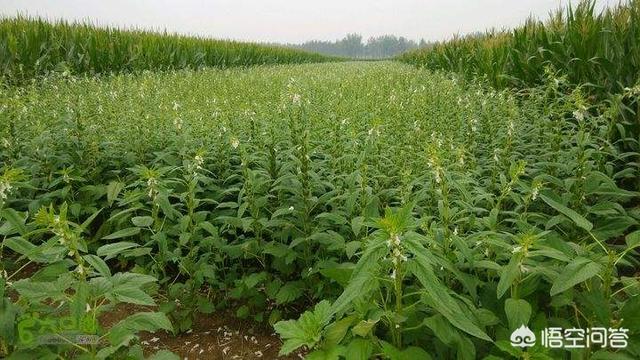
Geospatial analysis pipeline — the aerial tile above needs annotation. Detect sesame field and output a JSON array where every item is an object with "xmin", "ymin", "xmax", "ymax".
[
  {"xmin": 1, "ymin": 2, "xmax": 640, "ymax": 358},
  {"xmin": 1, "ymin": 59, "xmax": 638, "ymax": 359}
]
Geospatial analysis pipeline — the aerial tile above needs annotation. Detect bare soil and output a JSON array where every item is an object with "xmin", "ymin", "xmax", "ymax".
[{"xmin": 101, "ymin": 304, "xmax": 305, "ymax": 360}]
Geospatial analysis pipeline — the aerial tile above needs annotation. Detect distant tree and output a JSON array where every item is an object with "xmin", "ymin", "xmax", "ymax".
[{"xmin": 286, "ymin": 33, "xmax": 431, "ymax": 59}]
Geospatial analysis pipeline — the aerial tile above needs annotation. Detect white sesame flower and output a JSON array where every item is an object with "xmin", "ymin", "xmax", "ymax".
[
  {"xmin": 288, "ymin": 206, "xmax": 294, "ymax": 211},
  {"xmin": 531, "ymin": 187, "xmax": 539, "ymax": 201},
  {"xmin": 86, "ymin": 303, "xmax": 91, "ymax": 312},
  {"xmin": 76, "ymin": 265, "xmax": 85, "ymax": 275},
  {"xmin": 512, "ymin": 246, "xmax": 522, "ymax": 254},
  {"xmin": 231, "ymin": 138, "xmax": 240, "ymax": 149},
  {"xmin": 194, "ymin": 155, "xmax": 204, "ymax": 170},
  {"xmin": 434, "ymin": 170, "xmax": 442, "ymax": 184},
  {"xmin": 0, "ymin": 181, "xmax": 12, "ymax": 200},
  {"xmin": 390, "ymin": 269, "xmax": 396, "ymax": 280},
  {"xmin": 173, "ymin": 117, "xmax": 183, "ymax": 130},
  {"xmin": 392, "ymin": 234, "xmax": 401, "ymax": 246}
]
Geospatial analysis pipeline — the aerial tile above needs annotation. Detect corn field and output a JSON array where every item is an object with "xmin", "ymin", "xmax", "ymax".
[
  {"xmin": 399, "ymin": 0, "xmax": 640, "ymax": 98},
  {"xmin": 0, "ymin": 17, "xmax": 336, "ymax": 85},
  {"xmin": 1, "ymin": 2, "xmax": 640, "ymax": 360}
]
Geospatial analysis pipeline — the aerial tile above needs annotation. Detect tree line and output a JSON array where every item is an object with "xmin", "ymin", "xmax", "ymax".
[{"xmin": 286, "ymin": 33, "xmax": 432, "ymax": 59}]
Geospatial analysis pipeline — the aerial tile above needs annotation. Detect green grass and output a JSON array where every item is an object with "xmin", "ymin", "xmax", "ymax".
[
  {"xmin": 0, "ymin": 16, "xmax": 337, "ymax": 85},
  {"xmin": 1, "ymin": 62, "xmax": 639, "ymax": 359}
]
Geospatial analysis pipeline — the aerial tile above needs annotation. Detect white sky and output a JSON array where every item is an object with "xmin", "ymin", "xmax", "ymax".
[{"xmin": 0, "ymin": 0, "xmax": 625, "ymax": 43}]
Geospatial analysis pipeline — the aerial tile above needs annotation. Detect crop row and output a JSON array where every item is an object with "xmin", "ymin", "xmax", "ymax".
[{"xmin": 0, "ymin": 16, "xmax": 337, "ymax": 85}]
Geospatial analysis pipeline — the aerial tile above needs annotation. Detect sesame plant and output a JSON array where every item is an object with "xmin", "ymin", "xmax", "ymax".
[
  {"xmin": 0, "ymin": 203, "xmax": 174, "ymax": 359},
  {"xmin": 0, "ymin": 21, "xmax": 638, "ymax": 359}
]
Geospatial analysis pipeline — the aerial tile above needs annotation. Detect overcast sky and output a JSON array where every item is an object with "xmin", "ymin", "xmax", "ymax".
[{"xmin": 0, "ymin": 0, "xmax": 624, "ymax": 44}]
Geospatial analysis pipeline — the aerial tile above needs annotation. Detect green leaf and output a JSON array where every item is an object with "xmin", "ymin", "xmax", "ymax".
[
  {"xmin": 344, "ymin": 339, "xmax": 373, "ymax": 360},
  {"xmin": 3, "ymin": 236, "xmax": 37, "ymax": 257},
  {"xmin": 352, "ymin": 319, "xmax": 378, "ymax": 337},
  {"xmin": 620, "ymin": 295, "xmax": 640, "ymax": 333},
  {"xmin": 0, "ymin": 297, "xmax": 19, "ymax": 344},
  {"xmin": 112, "ymin": 286, "xmax": 155, "ymax": 306},
  {"xmin": 401, "ymin": 347, "xmax": 433, "ymax": 360},
  {"xmin": 112, "ymin": 311, "xmax": 173, "ymax": 333},
  {"xmin": 0, "ymin": 208, "xmax": 27, "ymax": 236},
  {"xmin": 106, "ymin": 181, "xmax": 125, "ymax": 206},
  {"xmin": 345, "ymin": 241, "xmax": 360, "ymax": 259},
  {"xmin": 12, "ymin": 279, "xmax": 61, "ymax": 301},
  {"xmin": 324, "ymin": 316, "xmax": 355, "ymax": 346},
  {"xmin": 102, "ymin": 227, "xmax": 141, "ymax": 240},
  {"xmin": 236, "ymin": 305, "xmax": 250, "ymax": 319},
  {"xmin": 590, "ymin": 350, "xmax": 636, "ymax": 360},
  {"xmin": 97, "ymin": 241, "xmax": 139, "ymax": 259},
  {"xmin": 423, "ymin": 314, "xmax": 460, "ymax": 345},
  {"xmin": 319, "ymin": 263, "xmax": 354, "ymax": 287},
  {"xmin": 497, "ymin": 255, "xmax": 520, "ymax": 299},
  {"xmin": 31, "ymin": 262, "xmax": 71, "ymax": 282},
  {"xmin": 626, "ymin": 230, "xmax": 640, "ymax": 249},
  {"xmin": 331, "ymin": 238, "xmax": 386, "ymax": 317},
  {"xmin": 131, "ymin": 216, "xmax": 154, "ymax": 227},
  {"xmin": 111, "ymin": 272, "xmax": 157, "ymax": 288},
  {"xmin": 146, "ymin": 350, "xmax": 180, "ymax": 360},
  {"xmin": 275, "ymin": 301, "xmax": 333, "ymax": 355},
  {"xmin": 80, "ymin": 209, "xmax": 103, "ymax": 233},
  {"xmin": 351, "ymin": 216, "xmax": 365, "ymax": 237},
  {"xmin": 495, "ymin": 340, "xmax": 523, "ymax": 357},
  {"xmin": 306, "ymin": 347, "xmax": 344, "ymax": 360},
  {"xmin": 199, "ymin": 221, "xmax": 218, "ymax": 236},
  {"xmin": 381, "ymin": 341, "xmax": 433, "ymax": 360},
  {"xmin": 550, "ymin": 257, "xmax": 602, "ymax": 296},
  {"xmin": 540, "ymin": 193, "xmax": 593, "ymax": 231},
  {"xmin": 275, "ymin": 282, "xmax": 304, "ymax": 304},
  {"xmin": 504, "ymin": 298, "xmax": 531, "ymax": 330},
  {"xmin": 83, "ymin": 254, "xmax": 111, "ymax": 277},
  {"xmin": 405, "ymin": 236, "xmax": 492, "ymax": 342}
]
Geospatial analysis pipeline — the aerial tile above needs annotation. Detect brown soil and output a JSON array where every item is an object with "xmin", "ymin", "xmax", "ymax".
[
  {"xmin": 101, "ymin": 304, "xmax": 305, "ymax": 360},
  {"xmin": 6, "ymin": 259, "xmax": 304, "ymax": 359}
]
